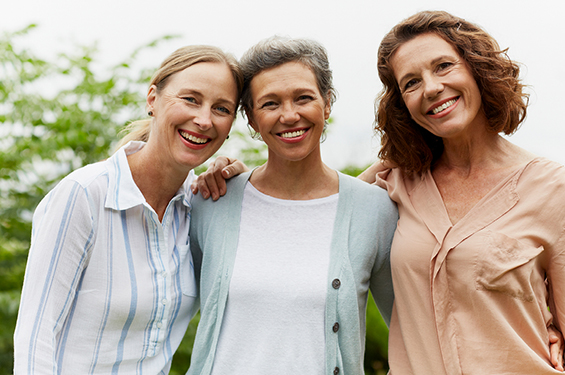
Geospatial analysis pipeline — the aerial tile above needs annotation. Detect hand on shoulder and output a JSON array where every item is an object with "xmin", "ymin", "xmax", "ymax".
[{"xmin": 191, "ymin": 156, "xmax": 250, "ymax": 200}]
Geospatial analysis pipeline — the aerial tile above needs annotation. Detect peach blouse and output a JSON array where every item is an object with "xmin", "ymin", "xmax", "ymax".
[{"xmin": 377, "ymin": 158, "xmax": 565, "ymax": 375}]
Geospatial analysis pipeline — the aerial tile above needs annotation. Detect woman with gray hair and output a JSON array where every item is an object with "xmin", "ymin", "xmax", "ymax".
[{"xmin": 187, "ymin": 36, "xmax": 398, "ymax": 375}]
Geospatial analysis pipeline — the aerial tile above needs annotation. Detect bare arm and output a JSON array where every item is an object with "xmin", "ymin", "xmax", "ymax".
[{"xmin": 191, "ymin": 156, "xmax": 250, "ymax": 200}]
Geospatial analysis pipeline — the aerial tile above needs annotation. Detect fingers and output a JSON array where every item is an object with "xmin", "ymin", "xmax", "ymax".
[
  {"xmin": 548, "ymin": 326, "xmax": 565, "ymax": 371},
  {"xmin": 190, "ymin": 157, "xmax": 229, "ymax": 200},
  {"xmin": 192, "ymin": 157, "xmax": 250, "ymax": 200},
  {"xmin": 222, "ymin": 160, "xmax": 250, "ymax": 180},
  {"xmin": 205, "ymin": 157, "xmax": 230, "ymax": 200}
]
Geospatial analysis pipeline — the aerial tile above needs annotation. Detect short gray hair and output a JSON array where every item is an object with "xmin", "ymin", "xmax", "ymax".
[{"xmin": 239, "ymin": 36, "xmax": 336, "ymax": 113}]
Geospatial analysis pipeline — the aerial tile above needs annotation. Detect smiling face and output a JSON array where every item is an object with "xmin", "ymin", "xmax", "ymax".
[
  {"xmin": 147, "ymin": 61, "xmax": 238, "ymax": 172},
  {"xmin": 391, "ymin": 33, "xmax": 487, "ymax": 141},
  {"xmin": 247, "ymin": 61, "xmax": 331, "ymax": 164}
]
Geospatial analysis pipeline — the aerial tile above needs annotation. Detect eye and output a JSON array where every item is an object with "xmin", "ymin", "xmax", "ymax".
[
  {"xmin": 297, "ymin": 94, "xmax": 314, "ymax": 102},
  {"xmin": 260, "ymin": 101, "xmax": 278, "ymax": 109},
  {"xmin": 183, "ymin": 97, "xmax": 197, "ymax": 104},
  {"xmin": 403, "ymin": 78, "xmax": 419, "ymax": 92},
  {"xmin": 437, "ymin": 62, "xmax": 453, "ymax": 72},
  {"xmin": 216, "ymin": 106, "xmax": 232, "ymax": 115}
]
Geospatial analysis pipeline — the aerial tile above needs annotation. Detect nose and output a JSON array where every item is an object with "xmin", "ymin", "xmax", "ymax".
[
  {"xmin": 423, "ymin": 75, "xmax": 444, "ymax": 99},
  {"xmin": 279, "ymin": 102, "xmax": 300, "ymax": 124},
  {"xmin": 194, "ymin": 107, "xmax": 213, "ymax": 130}
]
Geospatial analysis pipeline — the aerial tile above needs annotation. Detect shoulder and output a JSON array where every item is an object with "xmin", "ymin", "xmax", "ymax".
[
  {"xmin": 520, "ymin": 158, "xmax": 565, "ymax": 190},
  {"xmin": 44, "ymin": 161, "xmax": 109, "ymax": 202},
  {"xmin": 190, "ymin": 172, "xmax": 250, "ymax": 217},
  {"xmin": 338, "ymin": 172, "xmax": 398, "ymax": 224},
  {"xmin": 339, "ymin": 173, "xmax": 395, "ymax": 206},
  {"xmin": 62, "ymin": 159, "xmax": 110, "ymax": 189},
  {"xmin": 340, "ymin": 172, "xmax": 385, "ymax": 196},
  {"xmin": 517, "ymin": 158, "xmax": 565, "ymax": 217}
]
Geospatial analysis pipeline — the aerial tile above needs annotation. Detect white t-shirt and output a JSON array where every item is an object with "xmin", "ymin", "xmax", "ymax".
[{"xmin": 210, "ymin": 182, "xmax": 338, "ymax": 375}]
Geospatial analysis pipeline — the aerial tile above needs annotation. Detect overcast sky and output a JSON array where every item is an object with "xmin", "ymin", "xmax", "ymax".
[{"xmin": 4, "ymin": 0, "xmax": 565, "ymax": 168}]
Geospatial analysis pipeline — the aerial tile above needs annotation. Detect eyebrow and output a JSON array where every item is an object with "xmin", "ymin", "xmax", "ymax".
[
  {"xmin": 178, "ymin": 88, "xmax": 236, "ymax": 107},
  {"xmin": 256, "ymin": 87, "xmax": 318, "ymax": 103},
  {"xmin": 397, "ymin": 54, "xmax": 457, "ymax": 87}
]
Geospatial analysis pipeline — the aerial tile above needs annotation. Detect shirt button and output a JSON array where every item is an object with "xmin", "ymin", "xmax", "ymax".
[
  {"xmin": 332, "ymin": 278, "xmax": 341, "ymax": 289},
  {"xmin": 161, "ymin": 299, "xmax": 167, "ymax": 305},
  {"xmin": 156, "ymin": 322, "xmax": 162, "ymax": 328},
  {"xmin": 334, "ymin": 367, "xmax": 340, "ymax": 375},
  {"xmin": 332, "ymin": 322, "xmax": 339, "ymax": 333}
]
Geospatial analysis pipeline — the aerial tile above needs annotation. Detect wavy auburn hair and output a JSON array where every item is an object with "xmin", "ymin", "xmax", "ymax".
[{"xmin": 375, "ymin": 10, "xmax": 528, "ymax": 175}]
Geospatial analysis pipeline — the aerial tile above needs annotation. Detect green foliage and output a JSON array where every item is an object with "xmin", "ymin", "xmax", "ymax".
[
  {"xmin": 0, "ymin": 24, "xmax": 167, "ymax": 373},
  {"xmin": 340, "ymin": 164, "xmax": 372, "ymax": 178},
  {"xmin": 0, "ymin": 25, "xmax": 388, "ymax": 374},
  {"xmin": 365, "ymin": 293, "xmax": 390, "ymax": 375},
  {"xmin": 170, "ymin": 313, "xmax": 200, "ymax": 374}
]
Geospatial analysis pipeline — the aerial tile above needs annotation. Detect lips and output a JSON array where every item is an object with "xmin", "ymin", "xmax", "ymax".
[
  {"xmin": 279, "ymin": 129, "xmax": 306, "ymax": 139},
  {"xmin": 428, "ymin": 98, "xmax": 458, "ymax": 115},
  {"xmin": 179, "ymin": 129, "xmax": 210, "ymax": 144}
]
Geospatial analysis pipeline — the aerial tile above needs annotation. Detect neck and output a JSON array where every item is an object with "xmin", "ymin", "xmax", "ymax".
[
  {"xmin": 437, "ymin": 132, "xmax": 535, "ymax": 175},
  {"xmin": 127, "ymin": 146, "xmax": 190, "ymax": 221},
  {"xmin": 250, "ymin": 149, "xmax": 338, "ymax": 200}
]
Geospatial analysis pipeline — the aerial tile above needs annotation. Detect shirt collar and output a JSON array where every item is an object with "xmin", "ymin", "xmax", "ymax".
[{"xmin": 104, "ymin": 141, "xmax": 194, "ymax": 211}]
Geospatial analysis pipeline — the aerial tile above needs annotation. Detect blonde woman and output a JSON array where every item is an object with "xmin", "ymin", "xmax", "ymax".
[{"xmin": 14, "ymin": 45, "xmax": 242, "ymax": 374}]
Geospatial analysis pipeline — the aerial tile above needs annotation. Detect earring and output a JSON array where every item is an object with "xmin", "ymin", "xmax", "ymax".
[{"xmin": 148, "ymin": 111, "xmax": 153, "ymax": 116}]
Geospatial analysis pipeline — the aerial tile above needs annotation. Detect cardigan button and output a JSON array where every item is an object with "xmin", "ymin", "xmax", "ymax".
[
  {"xmin": 333, "ymin": 322, "xmax": 339, "ymax": 333},
  {"xmin": 332, "ymin": 278, "xmax": 341, "ymax": 289},
  {"xmin": 334, "ymin": 367, "xmax": 340, "ymax": 375}
]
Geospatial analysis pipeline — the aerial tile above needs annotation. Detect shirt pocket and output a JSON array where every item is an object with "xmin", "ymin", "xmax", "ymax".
[
  {"xmin": 475, "ymin": 231, "xmax": 543, "ymax": 302},
  {"xmin": 178, "ymin": 244, "xmax": 198, "ymax": 297}
]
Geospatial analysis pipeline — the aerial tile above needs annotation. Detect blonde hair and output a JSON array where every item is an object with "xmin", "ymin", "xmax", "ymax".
[{"xmin": 116, "ymin": 45, "xmax": 243, "ymax": 150}]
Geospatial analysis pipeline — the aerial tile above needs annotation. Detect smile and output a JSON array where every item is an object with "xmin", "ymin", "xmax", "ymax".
[
  {"xmin": 179, "ymin": 130, "xmax": 209, "ymax": 144},
  {"xmin": 430, "ymin": 98, "xmax": 458, "ymax": 115},
  {"xmin": 279, "ymin": 129, "xmax": 306, "ymax": 139}
]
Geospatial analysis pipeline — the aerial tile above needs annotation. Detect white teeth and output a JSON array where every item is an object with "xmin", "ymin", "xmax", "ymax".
[
  {"xmin": 432, "ymin": 99, "xmax": 457, "ymax": 114},
  {"xmin": 280, "ymin": 129, "xmax": 306, "ymax": 138},
  {"xmin": 179, "ymin": 130, "xmax": 207, "ymax": 144}
]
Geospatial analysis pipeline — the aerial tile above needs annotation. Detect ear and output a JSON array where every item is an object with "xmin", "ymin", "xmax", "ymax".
[
  {"xmin": 146, "ymin": 85, "xmax": 157, "ymax": 113},
  {"xmin": 324, "ymin": 92, "xmax": 332, "ymax": 120},
  {"xmin": 245, "ymin": 109, "xmax": 259, "ymax": 132}
]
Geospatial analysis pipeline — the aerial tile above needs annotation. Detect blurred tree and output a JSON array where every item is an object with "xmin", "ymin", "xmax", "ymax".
[
  {"xmin": 0, "ymin": 24, "xmax": 171, "ymax": 372},
  {"xmin": 0, "ymin": 26, "xmax": 388, "ymax": 374}
]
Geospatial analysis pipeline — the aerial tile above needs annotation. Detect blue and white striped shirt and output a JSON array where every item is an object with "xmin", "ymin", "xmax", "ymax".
[{"xmin": 14, "ymin": 141, "xmax": 199, "ymax": 374}]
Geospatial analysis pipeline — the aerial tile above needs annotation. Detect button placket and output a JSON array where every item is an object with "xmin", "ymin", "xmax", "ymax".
[{"xmin": 148, "ymin": 206, "xmax": 171, "ymax": 349}]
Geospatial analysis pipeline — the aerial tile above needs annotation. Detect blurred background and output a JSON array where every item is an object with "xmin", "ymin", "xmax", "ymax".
[{"xmin": 2, "ymin": 0, "xmax": 564, "ymax": 373}]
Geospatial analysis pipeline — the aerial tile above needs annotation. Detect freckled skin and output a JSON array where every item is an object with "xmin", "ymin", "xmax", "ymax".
[
  {"xmin": 391, "ymin": 33, "xmax": 486, "ymax": 142},
  {"xmin": 391, "ymin": 33, "xmax": 535, "ymax": 225}
]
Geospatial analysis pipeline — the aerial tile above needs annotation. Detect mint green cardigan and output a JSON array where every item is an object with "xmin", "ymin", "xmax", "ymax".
[{"xmin": 188, "ymin": 171, "xmax": 398, "ymax": 375}]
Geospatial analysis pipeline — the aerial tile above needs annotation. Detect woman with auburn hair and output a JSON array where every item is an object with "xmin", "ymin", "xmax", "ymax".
[
  {"xmin": 366, "ymin": 10, "xmax": 565, "ymax": 374},
  {"xmin": 14, "ymin": 45, "xmax": 242, "ymax": 374}
]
